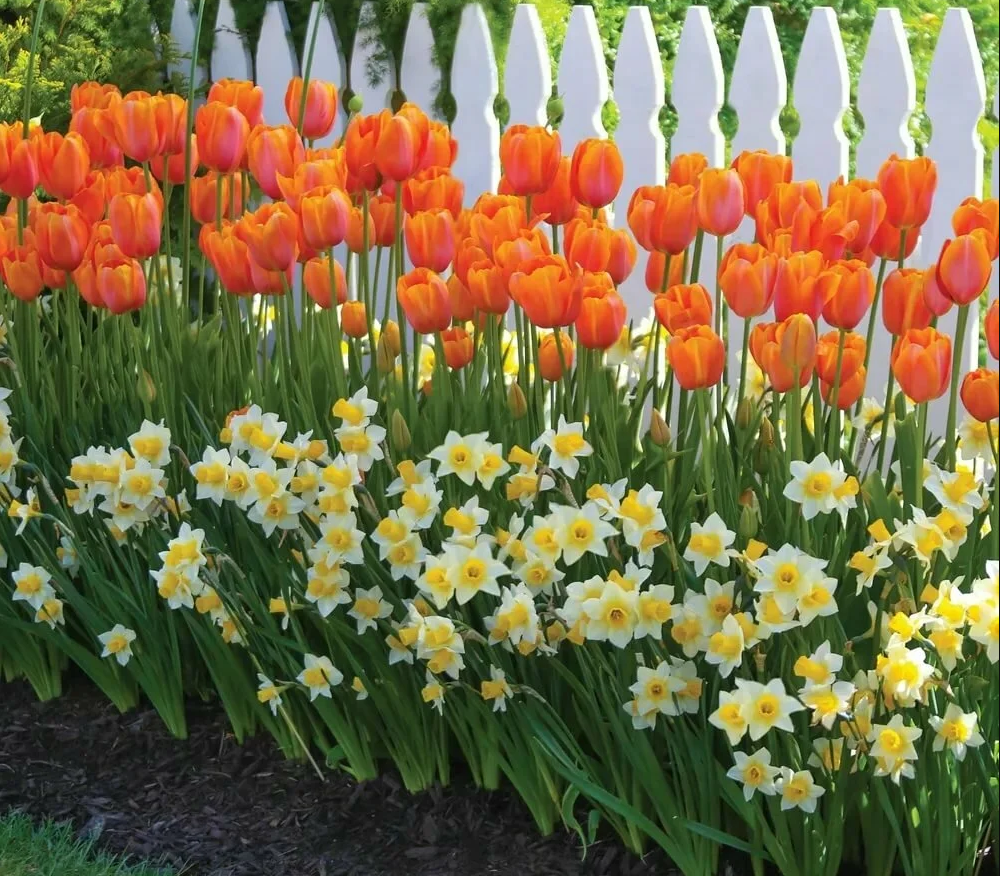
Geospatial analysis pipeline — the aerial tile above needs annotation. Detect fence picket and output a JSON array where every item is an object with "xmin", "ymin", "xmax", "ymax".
[
  {"xmin": 793, "ymin": 7, "xmax": 848, "ymax": 190},
  {"xmin": 167, "ymin": 0, "xmax": 205, "ymax": 96},
  {"xmin": 256, "ymin": 2, "xmax": 298, "ymax": 127},
  {"xmin": 350, "ymin": 2, "xmax": 396, "ymax": 115},
  {"xmin": 211, "ymin": 0, "xmax": 251, "ymax": 83},
  {"xmin": 302, "ymin": 2, "xmax": 347, "ymax": 146},
  {"xmin": 401, "ymin": 4, "xmax": 439, "ymax": 121},
  {"xmin": 557, "ymin": 6, "xmax": 609, "ymax": 155},
  {"xmin": 505, "ymin": 5, "xmax": 551, "ymax": 128}
]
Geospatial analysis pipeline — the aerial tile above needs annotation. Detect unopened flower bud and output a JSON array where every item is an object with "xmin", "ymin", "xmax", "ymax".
[
  {"xmin": 391, "ymin": 409, "xmax": 411, "ymax": 453},
  {"xmin": 347, "ymin": 93, "xmax": 364, "ymax": 114},
  {"xmin": 758, "ymin": 417, "xmax": 775, "ymax": 449},
  {"xmin": 736, "ymin": 397, "xmax": 753, "ymax": 430},
  {"xmin": 507, "ymin": 382, "xmax": 528, "ymax": 419},
  {"xmin": 738, "ymin": 503, "xmax": 758, "ymax": 541},
  {"xmin": 649, "ymin": 409, "xmax": 671, "ymax": 447},
  {"xmin": 137, "ymin": 368, "xmax": 156, "ymax": 404},
  {"xmin": 376, "ymin": 335, "xmax": 396, "ymax": 373},
  {"xmin": 382, "ymin": 320, "xmax": 401, "ymax": 357},
  {"xmin": 546, "ymin": 95, "xmax": 564, "ymax": 128}
]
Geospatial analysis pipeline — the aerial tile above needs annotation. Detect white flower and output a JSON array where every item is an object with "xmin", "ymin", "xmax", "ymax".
[
  {"xmin": 334, "ymin": 423, "xmax": 386, "ymax": 472},
  {"xmin": 151, "ymin": 565, "xmax": 202, "ymax": 610},
  {"xmin": 421, "ymin": 671, "xmax": 446, "ymax": 714},
  {"xmin": 876, "ymin": 642, "xmax": 935, "ymax": 707},
  {"xmin": 683, "ymin": 513, "xmax": 735, "ymax": 576},
  {"xmin": 442, "ymin": 496, "xmax": 490, "ymax": 542},
  {"xmin": 348, "ymin": 586, "xmax": 393, "ymax": 634},
  {"xmin": 784, "ymin": 453, "xmax": 850, "ymax": 521},
  {"xmin": 386, "ymin": 459, "xmax": 433, "ymax": 496},
  {"xmin": 331, "ymin": 386, "xmax": 378, "ymax": 429},
  {"xmin": 800, "ymin": 682, "xmax": 855, "ymax": 730},
  {"xmin": 848, "ymin": 546, "xmax": 892, "ymax": 595},
  {"xmin": 634, "ymin": 583, "xmax": 675, "ymax": 641},
  {"xmin": 398, "ymin": 480, "xmax": 443, "ymax": 530},
  {"xmin": 727, "ymin": 749, "xmax": 778, "ymax": 801},
  {"xmin": 256, "ymin": 674, "xmax": 283, "ymax": 715},
  {"xmin": 925, "ymin": 467, "xmax": 982, "ymax": 520},
  {"xmin": 552, "ymin": 503, "xmax": 615, "ymax": 565},
  {"xmin": 869, "ymin": 715, "xmax": 922, "ymax": 782},
  {"xmin": 629, "ymin": 661, "xmax": 686, "ymax": 717},
  {"xmin": 480, "ymin": 666, "xmax": 513, "ymax": 712},
  {"xmin": 312, "ymin": 512, "xmax": 366, "ymax": 567},
  {"xmin": 617, "ymin": 486, "xmax": 666, "ymax": 548},
  {"xmin": 793, "ymin": 641, "xmax": 843, "ymax": 689},
  {"xmin": 128, "ymin": 419, "xmax": 172, "ymax": 467},
  {"xmin": 305, "ymin": 562, "xmax": 352, "ymax": 617},
  {"xmin": 852, "ymin": 397, "xmax": 892, "ymax": 441},
  {"xmin": 958, "ymin": 415, "xmax": 998, "ymax": 463},
  {"xmin": 428, "ymin": 431, "xmax": 486, "ymax": 485},
  {"xmin": 582, "ymin": 581, "xmax": 638, "ymax": 648},
  {"xmin": 740, "ymin": 679, "xmax": 805, "ymax": 741},
  {"xmin": 929, "ymin": 703, "xmax": 984, "ymax": 761},
  {"xmin": 34, "ymin": 597, "xmax": 66, "ymax": 629},
  {"xmin": 487, "ymin": 584, "xmax": 539, "ymax": 648},
  {"xmin": 709, "ymin": 686, "xmax": 750, "ymax": 745},
  {"xmin": 297, "ymin": 654, "xmax": 343, "ymax": 701},
  {"xmin": 11, "ymin": 563, "xmax": 55, "ymax": 611},
  {"xmin": 444, "ymin": 540, "xmax": 506, "ymax": 605},
  {"xmin": 537, "ymin": 416, "xmax": 592, "ymax": 478},
  {"xmin": 248, "ymin": 491, "xmax": 306, "ymax": 536},
  {"xmin": 0, "ymin": 436, "xmax": 21, "ymax": 485},
  {"xmin": 754, "ymin": 545, "xmax": 827, "ymax": 614},
  {"xmin": 98, "ymin": 625, "xmax": 137, "ymax": 666},
  {"xmin": 705, "ymin": 614, "xmax": 745, "ymax": 678},
  {"xmin": 775, "ymin": 768, "xmax": 825, "ymax": 813}
]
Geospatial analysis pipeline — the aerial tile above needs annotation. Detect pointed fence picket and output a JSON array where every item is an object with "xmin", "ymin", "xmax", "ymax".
[{"xmin": 165, "ymin": 0, "xmax": 997, "ymax": 437}]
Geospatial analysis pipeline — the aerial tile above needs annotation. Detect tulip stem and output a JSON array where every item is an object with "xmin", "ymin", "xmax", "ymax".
[
  {"xmin": 943, "ymin": 304, "xmax": 970, "ymax": 470},
  {"xmin": 296, "ymin": 0, "xmax": 326, "ymax": 137},
  {"xmin": 688, "ymin": 231, "xmax": 705, "ymax": 285},
  {"xmin": 875, "ymin": 362, "xmax": 896, "ymax": 474},
  {"xmin": 696, "ymin": 390, "xmax": 715, "ymax": 513},
  {"xmin": 849, "ymin": 257, "xmax": 888, "ymax": 460},
  {"xmin": 826, "ymin": 329, "xmax": 846, "ymax": 458},
  {"xmin": 737, "ymin": 317, "xmax": 751, "ymax": 413}
]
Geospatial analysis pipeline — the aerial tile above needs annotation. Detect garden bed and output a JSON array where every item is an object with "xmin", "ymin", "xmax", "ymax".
[{"xmin": 0, "ymin": 678, "xmax": 674, "ymax": 876}]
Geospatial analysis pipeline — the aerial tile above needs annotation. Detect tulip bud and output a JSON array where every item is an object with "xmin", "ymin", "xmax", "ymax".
[
  {"xmin": 734, "ymin": 397, "xmax": 753, "ymax": 430},
  {"xmin": 347, "ymin": 93, "xmax": 364, "ymax": 114},
  {"xmin": 738, "ymin": 503, "xmax": 758, "ymax": 541},
  {"xmin": 758, "ymin": 417, "xmax": 775, "ymax": 449},
  {"xmin": 391, "ymin": 409, "xmax": 411, "ymax": 452},
  {"xmin": 507, "ymin": 382, "xmax": 528, "ymax": 420},
  {"xmin": 376, "ymin": 334, "xmax": 396, "ymax": 373},
  {"xmin": 546, "ymin": 95, "xmax": 564, "ymax": 128},
  {"xmin": 137, "ymin": 368, "xmax": 156, "ymax": 404},
  {"xmin": 649, "ymin": 409, "xmax": 671, "ymax": 447},
  {"xmin": 382, "ymin": 320, "xmax": 402, "ymax": 357},
  {"xmin": 753, "ymin": 440, "xmax": 771, "ymax": 475}
]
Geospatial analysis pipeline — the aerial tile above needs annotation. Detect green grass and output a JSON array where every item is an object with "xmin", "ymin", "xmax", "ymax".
[{"xmin": 0, "ymin": 813, "xmax": 172, "ymax": 876}]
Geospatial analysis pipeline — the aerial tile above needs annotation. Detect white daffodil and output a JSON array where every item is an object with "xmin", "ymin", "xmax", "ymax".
[
  {"xmin": 480, "ymin": 667, "xmax": 514, "ymax": 712},
  {"xmin": 793, "ymin": 641, "xmax": 843, "ymax": 689},
  {"xmin": 190, "ymin": 447, "xmax": 231, "ymax": 505},
  {"xmin": 582, "ymin": 581, "xmax": 639, "ymax": 648},
  {"xmin": 305, "ymin": 562, "xmax": 352, "ymax": 617},
  {"xmin": 784, "ymin": 453, "xmax": 855, "ymax": 521},
  {"xmin": 331, "ymin": 386, "xmax": 378, "ymax": 429},
  {"xmin": 11, "ymin": 563, "xmax": 55, "ymax": 611},
  {"xmin": 740, "ymin": 679, "xmax": 805, "ymax": 741},
  {"xmin": 727, "ymin": 749, "xmax": 778, "ymax": 801},
  {"xmin": 684, "ymin": 513, "xmax": 735, "ymax": 576},
  {"xmin": 297, "ymin": 654, "xmax": 343, "ymax": 701},
  {"xmin": 348, "ymin": 585, "xmax": 393, "ymax": 634},
  {"xmin": 98, "ymin": 624, "xmax": 137, "ymax": 666},
  {"xmin": 929, "ymin": 703, "xmax": 984, "ymax": 761},
  {"xmin": 256, "ymin": 674, "xmax": 284, "ymax": 715},
  {"xmin": 629, "ymin": 661, "xmax": 686, "ymax": 718},
  {"xmin": 334, "ymin": 422, "xmax": 386, "ymax": 472},
  {"xmin": 753, "ymin": 544, "xmax": 827, "ymax": 614},
  {"xmin": 444, "ymin": 539, "xmax": 506, "ymax": 605},
  {"xmin": 428, "ymin": 431, "xmax": 487, "ymax": 485},
  {"xmin": 775, "ymin": 768, "xmax": 825, "ymax": 812},
  {"xmin": 869, "ymin": 715, "xmax": 922, "ymax": 782},
  {"xmin": 128, "ymin": 419, "xmax": 172, "ymax": 467},
  {"xmin": 537, "ymin": 416, "xmax": 592, "ymax": 478},
  {"xmin": 705, "ymin": 614, "xmax": 746, "ymax": 678},
  {"xmin": 551, "ymin": 503, "xmax": 615, "ymax": 565}
]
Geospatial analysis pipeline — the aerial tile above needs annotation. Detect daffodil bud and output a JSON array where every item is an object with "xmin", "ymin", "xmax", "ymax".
[
  {"xmin": 649, "ymin": 409, "xmax": 671, "ymax": 447},
  {"xmin": 738, "ymin": 503, "xmax": 758, "ymax": 541},
  {"xmin": 391, "ymin": 409, "xmax": 411, "ymax": 452},
  {"xmin": 137, "ymin": 368, "xmax": 156, "ymax": 404},
  {"xmin": 758, "ymin": 417, "xmax": 775, "ymax": 449},
  {"xmin": 376, "ymin": 334, "xmax": 396, "ymax": 373},
  {"xmin": 736, "ymin": 397, "xmax": 753, "ymax": 430},
  {"xmin": 507, "ymin": 382, "xmax": 528, "ymax": 420}
]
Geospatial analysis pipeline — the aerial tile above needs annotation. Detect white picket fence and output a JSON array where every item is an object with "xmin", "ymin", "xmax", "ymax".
[{"xmin": 166, "ymin": 0, "xmax": 999, "ymax": 425}]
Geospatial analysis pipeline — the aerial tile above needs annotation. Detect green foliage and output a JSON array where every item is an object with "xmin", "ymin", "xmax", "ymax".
[{"xmin": 0, "ymin": 0, "xmax": 169, "ymax": 129}]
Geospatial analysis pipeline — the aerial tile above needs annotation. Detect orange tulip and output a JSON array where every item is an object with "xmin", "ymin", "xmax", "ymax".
[
  {"xmin": 644, "ymin": 251, "xmax": 684, "ymax": 295},
  {"xmin": 785, "ymin": 201, "xmax": 859, "ymax": 261},
  {"xmin": 921, "ymin": 266, "xmax": 952, "ymax": 318},
  {"xmin": 668, "ymin": 152, "xmax": 708, "ymax": 187},
  {"xmin": 108, "ymin": 192, "xmax": 162, "ymax": 259},
  {"xmin": 103, "ymin": 165, "xmax": 161, "ymax": 203},
  {"xmin": 345, "ymin": 206, "xmax": 377, "ymax": 253},
  {"xmin": 881, "ymin": 268, "xmax": 933, "ymax": 335},
  {"xmin": 151, "ymin": 135, "xmax": 198, "ymax": 185},
  {"xmin": 822, "ymin": 366, "xmax": 867, "ymax": 410},
  {"xmin": 653, "ymin": 283, "xmax": 712, "ymax": 334},
  {"xmin": 303, "ymin": 255, "xmax": 347, "ymax": 310},
  {"xmin": 190, "ymin": 172, "xmax": 243, "ymax": 225},
  {"xmin": 936, "ymin": 232, "xmax": 993, "ymax": 306},
  {"xmin": 247, "ymin": 124, "xmax": 305, "ymax": 199},
  {"xmin": 754, "ymin": 180, "xmax": 823, "ymax": 242},
  {"xmin": 697, "ymin": 168, "xmax": 745, "ymax": 237},
  {"xmin": 375, "ymin": 105, "xmax": 428, "ymax": 182},
  {"xmin": 368, "ymin": 194, "xmax": 397, "ymax": 248},
  {"xmin": 718, "ymin": 243, "xmax": 778, "ymax": 318},
  {"xmin": 0, "ymin": 242, "xmax": 45, "ymax": 301},
  {"xmin": 195, "ymin": 102, "xmax": 250, "ymax": 174},
  {"xmin": 69, "ymin": 170, "xmax": 107, "ymax": 224},
  {"xmin": 35, "ymin": 131, "xmax": 90, "ymax": 200},
  {"xmin": 538, "ymin": 331, "xmax": 574, "ymax": 381},
  {"xmin": 31, "ymin": 203, "xmax": 90, "ymax": 271},
  {"xmin": 960, "ymin": 368, "xmax": 999, "ymax": 423},
  {"xmin": 441, "ymin": 326, "xmax": 475, "ymax": 369},
  {"xmin": 69, "ymin": 108, "xmax": 122, "ymax": 169},
  {"xmin": 499, "ymin": 124, "xmax": 561, "ymax": 196},
  {"xmin": 821, "ymin": 259, "xmax": 875, "ymax": 330},
  {"xmin": 156, "ymin": 93, "xmax": 189, "ymax": 156},
  {"xmin": 750, "ymin": 324, "xmax": 808, "ymax": 392},
  {"xmin": 827, "ymin": 177, "xmax": 887, "ymax": 254},
  {"xmin": 341, "ymin": 300, "xmax": 369, "ymax": 338},
  {"xmin": 97, "ymin": 255, "xmax": 146, "ymax": 314},
  {"xmin": 778, "ymin": 313, "xmax": 818, "ymax": 379},
  {"xmin": 455, "ymin": 238, "xmax": 489, "ymax": 288},
  {"xmin": 397, "ymin": 267, "xmax": 452, "ymax": 333},
  {"xmin": 891, "ymin": 328, "xmax": 951, "ymax": 403},
  {"xmin": 467, "ymin": 259, "xmax": 510, "ymax": 315},
  {"xmin": 877, "ymin": 155, "xmax": 937, "ymax": 230},
  {"xmin": 102, "ymin": 93, "xmax": 170, "ymax": 162},
  {"xmin": 952, "ymin": 197, "xmax": 999, "ymax": 260},
  {"xmin": 628, "ymin": 184, "xmax": 698, "ymax": 255},
  {"xmin": 986, "ymin": 299, "xmax": 999, "ymax": 361},
  {"xmin": 447, "ymin": 273, "xmax": 475, "ymax": 322},
  {"xmin": 530, "ymin": 156, "xmax": 578, "ymax": 225},
  {"xmin": 248, "ymin": 257, "xmax": 293, "ymax": 297},
  {"xmin": 284, "ymin": 77, "xmax": 338, "ymax": 140},
  {"xmin": 731, "ymin": 149, "xmax": 793, "ymax": 216},
  {"xmin": 236, "ymin": 202, "xmax": 298, "ymax": 272},
  {"xmin": 207, "ymin": 79, "xmax": 264, "ymax": 127},
  {"xmin": 298, "ymin": 185, "xmax": 351, "ymax": 250},
  {"xmin": 405, "ymin": 209, "xmax": 456, "ymax": 272},
  {"xmin": 816, "ymin": 330, "xmax": 866, "ymax": 385},
  {"xmin": 200, "ymin": 224, "xmax": 255, "ymax": 296},
  {"xmin": 0, "ymin": 124, "xmax": 39, "ymax": 200},
  {"xmin": 576, "ymin": 273, "xmax": 627, "ymax": 350},
  {"xmin": 419, "ymin": 120, "xmax": 458, "ymax": 171},
  {"xmin": 667, "ymin": 325, "xmax": 725, "ymax": 389},
  {"xmin": 772, "ymin": 250, "xmax": 824, "ymax": 322},
  {"xmin": 868, "ymin": 219, "xmax": 921, "ymax": 262},
  {"xmin": 344, "ymin": 112, "xmax": 387, "ymax": 191},
  {"xmin": 275, "ymin": 158, "xmax": 347, "ymax": 207},
  {"xmin": 71, "ymin": 82, "xmax": 121, "ymax": 113},
  {"xmin": 510, "ymin": 254, "xmax": 582, "ymax": 328},
  {"xmin": 404, "ymin": 167, "xmax": 464, "ymax": 217},
  {"xmin": 570, "ymin": 138, "xmax": 623, "ymax": 208}
]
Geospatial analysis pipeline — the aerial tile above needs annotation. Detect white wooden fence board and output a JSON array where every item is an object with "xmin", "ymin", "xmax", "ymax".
[
  {"xmin": 211, "ymin": 0, "xmax": 251, "ymax": 83},
  {"xmin": 401, "ymin": 4, "xmax": 440, "ymax": 121},
  {"xmin": 505, "ymin": 4, "xmax": 551, "ymax": 128},
  {"xmin": 557, "ymin": 6, "xmax": 609, "ymax": 154},
  {"xmin": 257, "ymin": 2, "xmax": 299, "ymax": 126}
]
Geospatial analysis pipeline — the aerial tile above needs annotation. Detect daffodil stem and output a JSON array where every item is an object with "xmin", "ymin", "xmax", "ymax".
[
  {"xmin": 943, "ymin": 304, "xmax": 970, "ymax": 471},
  {"xmin": 696, "ymin": 390, "xmax": 715, "ymax": 513},
  {"xmin": 826, "ymin": 328, "xmax": 846, "ymax": 459},
  {"xmin": 875, "ymin": 351, "xmax": 896, "ymax": 474},
  {"xmin": 737, "ymin": 316, "xmax": 751, "ymax": 417}
]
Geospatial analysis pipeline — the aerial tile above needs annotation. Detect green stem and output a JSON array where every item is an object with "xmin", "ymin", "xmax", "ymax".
[
  {"xmin": 826, "ymin": 328, "xmax": 846, "ymax": 458},
  {"xmin": 943, "ymin": 305, "xmax": 971, "ymax": 470},
  {"xmin": 875, "ymin": 347, "xmax": 897, "ymax": 473}
]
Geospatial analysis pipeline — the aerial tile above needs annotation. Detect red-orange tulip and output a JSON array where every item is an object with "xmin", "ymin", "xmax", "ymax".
[
  {"xmin": 570, "ymin": 138, "xmax": 623, "ymax": 209},
  {"xmin": 447, "ymin": 273, "xmax": 475, "ymax": 322},
  {"xmin": 419, "ymin": 121, "xmax": 458, "ymax": 171},
  {"xmin": 190, "ymin": 172, "xmax": 243, "ymax": 225},
  {"xmin": 151, "ymin": 135, "xmax": 198, "ymax": 185},
  {"xmin": 441, "ymin": 326, "xmax": 475, "ymax": 369},
  {"xmin": 820, "ymin": 259, "xmax": 875, "ymax": 330},
  {"xmin": 35, "ymin": 131, "xmax": 90, "ymax": 200},
  {"xmin": 576, "ymin": 273, "xmax": 627, "ymax": 350},
  {"xmin": 936, "ymin": 232, "xmax": 993, "ymax": 306},
  {"xmin": 467, "ymin": 259, "xmax": 508, "ymax": 317},
  {"xmin": 921, "ymin": 266, "xmax": 952, "ymax": 318},
  {"xmin": 368, "ymin": 194, "xmax": 397, "ymax": 248},
  {"xmin": 877, "ymin": 155, "xmax": 937, "ymax": 231},
  {"xmin": 772, "ymin": 250, "xmax": 824, "ymax": 322},
  {"xmin": 103, "ymin": 165, "xmax": 160, "ymax": 203},
  {"xmin": 284, "ymin": 78, "xmax": 338, "ymax": 140},
  {"xmin": 960, "ymin": 368, "xmax": 999, "ymax": 423},
  {"xmin": 754, "ymin": 181, "xmax": 824, "ymax": 247},
  {"xmin": 952, "ymin": 197, "xmax": 999, "ymax": 260},
  {"xmin": 31, "ymin": 203, "xmax": 90, "ymax": 271},
  {"xmin": 236, "ymin": 202, "xmax": 298, "ymax": 272},
  {"xmin": 718, "ymin": 243, "xmax": 779, "ymax": 318},
  {"xmin": 668, "ymin": 152, "xmax": 708, "ymax": 188},
  {"xmin": 405, "ymin": 209, "xmax": 456, "ymax": 273},
  {"xmin": 891, "ymin": 327, "xmax": 951, "ymax": 403},
  {"xmin": 667, "ymin": 325, "xmax": 725, "ymax": 389},
  {"xmin": 784, "ymin": 202, "xmax": 859, "ymax": 262},
  {"xmin": 822, "ymin": 366, "xmax": 867, "ymax": 409},
  {"xmin": 298, "ymin": 185, "xmax": 351, "ymax": 250},
  {"xmin": 654, "ymin": 283, "xmax": 712, "ymax": 334},
  {"xmin": 827, "ymin": 177, "xmax": 887, "ymax": 254},
  {"xmin": 697, "ymin": 168, "xmax": 745, "ymax": 237},
  {"xmin": 108, "ymin": 192, "xmax": 162, "ymax": 259},
  {"xmin": 986, "ymin": 299, "xmax": 999, "ymax": 360},
  {"xmin": 97, "ymin": 255, "xmax": 146, "ymax": 314},
  {"xmin": 71, "ymin": 82, "xmax": 121, "ymax": 113},
  {"xmin": 455, "ymin": 238, "xmax": 489, "ymax": 288},
  {"xmin": 0, "ymin": 124, "xmax": 39, "ymax": 200},
  {"xmin": 397, "ymin": 267, "xmax": 452, "ymax": 333},
  {"xmin": 750, "ymin": 321, "xmax": 813, "ymax": 392},
  {"xmin": 538, "ymin": 331, "xmax": 574, "ymax": 381},
  {"xmin": 69, "ymin": 108, "xmax": 122, "ymax": 169},
  {"xmin": 69, "ymin": 170, "xmax": 107, "ymax": 224},
  {"xmin": 247, "ymin": 124, "xmax": 305, "ymax": 200},
  {"xmin": 344, "ymin": 112, "xmax": 386, "ymax": 191},
  {"xmin": 340, "ymin": 300, "xmax": 369, "ymax": 338},
  {"xmin": 403, "ymin": 167, "xmax": 464, "ymax": 217},
  {"xmin": 275, "ymin": 158, "xmax": 347, "ymax": 208},
  {"xmin": 303, "ymin": 255, "xmax": 347, "ymax": 310},
  {"xmin": 816, "ymin": 330, "xmax": 866, "ymax": 385},
  {"xmin": 500, "ymin": 124, "xmax": 561, "ymax": 196},
  {"xmin": 882, "ymin": 268, "xmax": 933, "ymax": 335},
  {"xmin": 493, "ymin": 227, "xmax": 551, "ymax": 285},
  {"xmin": 731, "ymin": 149, "xmax": 793, "ymax": 216},
  {"xmin": 102, "ymin": 94, "xmax": 170, "ymax": 162},
  {"xmin": 345, "ymin": 206, "xmax": 377, "ymax": 254},
  {"xmin": 644, "ymin": 251, "xmax": 684, "ymax": 295},
  {"xmin": 208, "ymin": 79, "xmax": 264, "ymax": 127},
  {"xmin": 510, "ymin": 254, "xmax": 582, "ymax": 328},
  {"xmin": 868, "ymin": 219, "xmax": 921, "ymax": 262},
  {"xmin": 0, "ymin": 242, "xmax": 45, "ymax": 302},
  {"xmin": 530, "ymin": 156, "xmax": 578, "ymax": 226},
  {"xmin": 195, "ymin": 102, "xmax": 250, "ymax": 174},
  {"xmin": 779, "ymin": 313, "xmax": 818, "ymax": 375},
  {"xmin": 375, "ymin": 106, "xmax": 428, "ymax": 182},
  {"xmin": 628, "ymin": 184, "xmax": 698, "ymax": 255},
  {"xmin": 200, "ymin": 224, "xmax": 255, "ymax": 296}
]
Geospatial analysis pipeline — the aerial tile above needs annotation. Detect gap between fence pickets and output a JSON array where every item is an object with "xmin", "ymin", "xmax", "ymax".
[{"xmin": 166, "ymin": 0, "xmax": 997, "ymax": 439}]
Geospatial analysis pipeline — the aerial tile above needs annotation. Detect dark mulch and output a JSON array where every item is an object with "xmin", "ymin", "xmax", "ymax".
[{"xmin": 0, "ymin": 679, "xmax": 676, "ymax": 876}]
